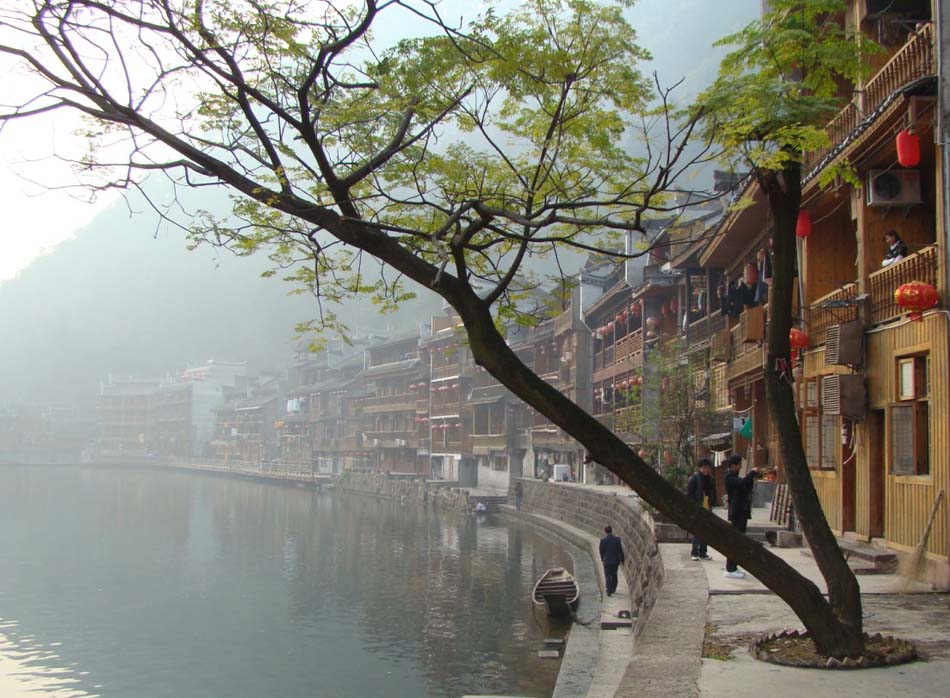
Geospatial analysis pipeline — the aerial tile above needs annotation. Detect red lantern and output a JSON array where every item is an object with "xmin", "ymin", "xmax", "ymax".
[
  {"xmin": 616, "ymin": 312, "xmax": 625, "ymax": 322},
  {"xmin": 744, "ymin": 261, "xmax": 758, "ymax": 287},
  {"xmin": 607, "ymin": 321, "xmax": 615, "ymax": 332},
  {"xmin": 895, "ymin": 281, "xmax": 938, "ymax": 321},
  {"xmin": 896, "ymin": 130, "xmax": 921, "ymax": 168},
  {"xmin": 796, "ymin": 210, "xmax": 811, "ymax": 239},
  {"xmin": 631, "ymin": 303, "xmax": 642, "ymax": 317},
  {"xmin": 669, "ymin": 298, "xmax": 678, "ymax": 313},
  {"xmin": 661, "ymin": 304, "xmax": 669, "ymax": 317},
  {"xmin": 637, "ymin": 448, "xmax": 649, "ymax": 460},
  {"xmin": 789, "ymin": 328, "xmax": 809, "ymax": 350}
]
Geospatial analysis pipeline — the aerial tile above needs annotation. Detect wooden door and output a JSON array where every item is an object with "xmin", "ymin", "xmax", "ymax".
[
  {"xmin": 841, "ymin": 419, "xmax": 856, "ymax": 532},
  {"xmin": 868, "ymin": 410, "xmax": 886, "ymax": 539}
]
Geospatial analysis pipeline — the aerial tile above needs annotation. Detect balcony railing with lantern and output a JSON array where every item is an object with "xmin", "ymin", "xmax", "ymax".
[
  {"xmin": 869, "ymin": 244, "xmax": 938, "ymax": 324},
  {"xmin": 803, "ymin": 23, "xmax": 934, "ymax": 173},
  {"xmin": 805, "ymin": 244, "xmax": 938, "ymax": 345}
]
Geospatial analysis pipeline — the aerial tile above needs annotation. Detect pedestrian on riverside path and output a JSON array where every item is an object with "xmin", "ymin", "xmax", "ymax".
[
  {"xmin": 724, "ymin": 454, "xmax": 760, "ymax": 579},
  {"xmin": 513, "ymin": 481, "xmax": 524, "ymax": 511},
  {"xmin": 686, "ymin": 458, "xmax": 717, "ymax": 561},
  {"xmin": 599, "ymin": 525, "xmax": 625, "ymax": 597}
]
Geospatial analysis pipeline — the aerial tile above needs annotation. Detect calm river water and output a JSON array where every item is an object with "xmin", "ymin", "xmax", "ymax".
[{"xmin": 0, "ymin": 466, "xmax": 574, "ymax": 698}]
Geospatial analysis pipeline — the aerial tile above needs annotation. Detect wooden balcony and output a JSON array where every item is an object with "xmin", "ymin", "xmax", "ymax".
[
  {"xmin": 361, "ymin": 393, "xmax": 416, "ymax": 414},
  {"xmin": 727, "ymin": 326, "xmax": 765, "ymax": 380},
  {"xmin": 613, "ymin": 328, "xmax": 644, "ymax": 366},
  {"xmin": 804, "ymin": 23, "xmax": 934, "ymax": 173},
  {"xmin": 806, "ymin": 284, "xmax": 859, "ymax": 346},
  {"xmin": 471, "ymin": 433, "xmax": 508, "ymax": 453},
  {"xmin": 869, "ymin": 244, "xmax": 938, "ymax": 324},
  {"xmin": 806, "ymin": 244, "xmax": 938, "ymax": 344},
  {"xmin": 615, "ymin": 405, "xmax": 642, "ymax": 434},
  {"xmin": 431, "ymin": 363, "xmax": 463, "ymax": 380}
]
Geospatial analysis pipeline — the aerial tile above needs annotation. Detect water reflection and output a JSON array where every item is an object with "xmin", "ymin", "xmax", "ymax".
[{"xmin": 0, "ymin": 467, "xmax": 571, "ymax": 697}]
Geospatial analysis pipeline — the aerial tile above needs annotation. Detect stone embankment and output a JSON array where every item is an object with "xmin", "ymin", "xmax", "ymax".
[
  {"xmin": 334, "ymin": 471, "xmax": 474, "ymax": 512},
  {"xmin": 517, "ymin": 478, "xmax": 664, "ymax": 633}
]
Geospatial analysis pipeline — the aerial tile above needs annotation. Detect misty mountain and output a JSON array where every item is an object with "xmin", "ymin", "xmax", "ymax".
[{"xmin": 0, "ymin": 192, "xmax": 440, "ymax": 411}]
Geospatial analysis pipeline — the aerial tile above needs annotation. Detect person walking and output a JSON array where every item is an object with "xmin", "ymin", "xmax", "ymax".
[
  {"xmin": 686, "ymin": 458, "xmax": 717, "ymax": 561},
  {"xmin": 724, "ymin": 453, "xmax": 760, "ymax": 579},
  {"xmin": 599, "ymin": 525, "xmax": 625, "ymax": 597},
  {"xmin": 513, "ymin": 481, "xmax": 524, "ymax": 511}
]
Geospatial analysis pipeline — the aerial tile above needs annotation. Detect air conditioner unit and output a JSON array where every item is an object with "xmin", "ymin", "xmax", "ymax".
[
  {"xmin": 710, "ymin": 329, "xmax": 731, "ymax": 363},
  {"xmin": 824, "ymin": 320, "xmax": 863, "ymax": 366},
  {"xmin": 740, "ymin": 306, "xmax": 765, "ymax": 343},
  {"xmin": 867, "ymin": 169, "xmax": 921, "ymax": 206},
  {"xmin": 821, "ymin": 374, "xmax": 867, "ymax": 421}
]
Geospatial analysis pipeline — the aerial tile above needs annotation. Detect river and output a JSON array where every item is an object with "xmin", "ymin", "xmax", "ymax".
[{"xmin": 0, "ymin": 465, "xmax": 574, "ymax": 697}]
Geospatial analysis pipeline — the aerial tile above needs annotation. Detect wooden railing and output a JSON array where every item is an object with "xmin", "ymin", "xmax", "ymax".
[
  {"xmin": 806, "ymin": 283, "xmax": 859, "ymax": 346},
  {"xmin": 804, "ymin": 23, "xmax": 934, "ymax": 172},
  {"xmin": 869, "ymin": 244, "xmax": 938, "ymax": 324},
  {"xmin": 613, "ymin": 328, "xmax": 643, "ymax": 366},
  {"xmin": 805, "ymin": 244, "xmax": 938, "ymax": 344},
  {"xmin": 615, "ymin": 405, "xmax": 642, "ymax": 434}
]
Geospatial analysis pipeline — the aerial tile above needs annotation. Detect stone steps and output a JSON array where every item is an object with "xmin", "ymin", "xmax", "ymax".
[{"xmin": 801, "ymin": 539, "xmax": 897, "ymax": 573}]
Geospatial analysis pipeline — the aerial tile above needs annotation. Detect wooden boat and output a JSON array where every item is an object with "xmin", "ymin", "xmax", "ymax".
[{"xmin": 532, "ymin": 567, "xmax": 579, "ymax": 617}]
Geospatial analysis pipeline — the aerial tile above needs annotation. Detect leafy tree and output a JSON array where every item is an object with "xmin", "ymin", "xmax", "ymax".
[
  {"xmin": 0, "ymin": 0, "xmax": 868, "ymax": 657},
  {"xmin": 698, "ymin": 0, "xmax": 879, "ymax": 656}
]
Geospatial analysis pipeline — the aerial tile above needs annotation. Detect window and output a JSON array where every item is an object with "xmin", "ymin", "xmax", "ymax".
[
  {"xmin": 890, "ymin": 354, "xmax": 929, "ymax": 476},
  {"xmin": 801, "ymin": 379, "xmax": 838, "ymax": 470}
]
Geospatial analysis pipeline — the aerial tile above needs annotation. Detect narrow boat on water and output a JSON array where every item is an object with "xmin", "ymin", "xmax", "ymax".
[{"xmin": 532, "ymin": 567, "xmax": 579, "ymax": 617}]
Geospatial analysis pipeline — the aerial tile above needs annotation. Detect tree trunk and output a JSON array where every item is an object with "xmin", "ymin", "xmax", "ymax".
[
  {"xmin": 451, "ymin": 286, "xmax": 865, "ymax": 657},
  {"xmin": 760, "ymin": 164, "xmax": 865, "ymax": 656}
]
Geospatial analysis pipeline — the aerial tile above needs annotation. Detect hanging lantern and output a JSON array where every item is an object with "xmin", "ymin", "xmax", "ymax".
[
  {"xmin": 789, "ymin": 328, "xmax": 809, "ymax": 350},
  {"xmin": 669, "ymin": 298, "xmax": 678, "ymax": 313},
  {"xmin": 895, "ymin": 280, "xmax": 939, "ymax": 321},
  {"xmin": 607, "ymin": 321, "xmax": 616, "ymax": 332},
  {"xmin": 637, "ymin": 448, "xmax": 649, "ymax": 460},
  {"xmin": 616, "ymin": 312, "xmax": 625, "ymax": 322},
  {"xmin": 796, "ymin": 210, "xmax": 811, "ymax": 238},
  {"xmin": 896, "ymin": 130, "xmax": 921, "ymax": 168},
  {"xmin": 744, "ymin": 261, "xmax": 758, "ymax": 287},
  {"xmin": 631, "ymin": 303, "xmax": 642, "ymax": 317},
  {"xmin": 646, "ymin": 329, "xmax": 657, "ymax": 340},
  {"xmin": 645, "ymin": 316, "xmax": 659, "ymax": 329}
]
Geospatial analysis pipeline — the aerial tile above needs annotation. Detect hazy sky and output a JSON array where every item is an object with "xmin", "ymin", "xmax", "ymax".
[{"xmin": 0, "ymin": 0, "xmax": 756, "ymax": 282}]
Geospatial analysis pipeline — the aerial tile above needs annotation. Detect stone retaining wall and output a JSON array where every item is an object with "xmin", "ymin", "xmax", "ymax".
[
  {"xmin": 334, "ymin": 471, "xmax": 472, "ymax": 512},
  {"xmin": 516, "ymin": 479, "xmax": 664, "ymax": 633}
]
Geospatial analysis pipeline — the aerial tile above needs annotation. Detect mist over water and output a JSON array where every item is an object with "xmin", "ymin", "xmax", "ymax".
[{"xmin": 0, "ymin": 466, "xmax": 571, "ymax": 697}]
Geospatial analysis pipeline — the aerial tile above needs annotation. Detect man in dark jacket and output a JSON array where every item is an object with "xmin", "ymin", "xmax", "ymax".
[
  {"xmin": 599, "ymin": 525, "xmax": 625, "ymax": 597},
  {"xmin": 724, "ymin": 453, "xmax": 760, "ymax": 579},
  {"xmin": 686, "ymin": 458, "xmax": 717, "ymax": 561}
]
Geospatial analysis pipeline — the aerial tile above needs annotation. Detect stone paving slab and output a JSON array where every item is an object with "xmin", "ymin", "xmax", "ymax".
[
  {"xmin": 698, "ymin": 544, "xmax": 932, "ymax": 596},
  {"xmin": 702, "ymin": 590, "xmax": 950, "ymax": 698},
  {"xmin": 612, "ymin": 545, "xmax": 707, "ymax": 698}
]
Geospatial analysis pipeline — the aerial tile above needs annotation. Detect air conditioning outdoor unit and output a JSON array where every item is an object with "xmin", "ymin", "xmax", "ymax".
[
  {"xmin": 740, "ymin": 306, "xmax": 766, "ymax": 343},
  {"xmin": 867, "ymin": 169, "xmax": 922, "ymax": 206},
  {"xmin": 821, "ymin": 374, "xmax": 867, "ymax": 421},
  {"xmin": 710, "ymin": 329, "xmax": 731, "ymax": 363},
  {"xmin": 825, "ymin": 320, "xmax": 864, "ymax": 366}
]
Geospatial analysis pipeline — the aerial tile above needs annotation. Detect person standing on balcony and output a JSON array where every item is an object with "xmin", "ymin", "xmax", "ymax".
[
  {"xmin": 686, "ymin": 458, "xmax": 717, "ymax": 561},
  {"xmin": 881, "ymin": 230, "xmax": 909, "ymax": 268}
]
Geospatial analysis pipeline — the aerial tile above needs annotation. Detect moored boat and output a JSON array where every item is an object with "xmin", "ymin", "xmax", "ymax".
[{"xmin": 532, "ymin": 567, "xmax": 579, "ymax": 617}]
